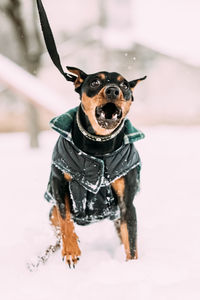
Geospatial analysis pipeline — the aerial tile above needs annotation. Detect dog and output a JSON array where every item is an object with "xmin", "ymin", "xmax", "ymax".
[{"xmin": 36, "ymin": 0, "xmax": 146, "ymax": 267}]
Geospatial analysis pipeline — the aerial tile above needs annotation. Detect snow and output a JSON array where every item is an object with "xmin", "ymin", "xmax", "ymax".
[{"xmin": 0, "ymin": 126, "xmax": 200, "ymax": 299}]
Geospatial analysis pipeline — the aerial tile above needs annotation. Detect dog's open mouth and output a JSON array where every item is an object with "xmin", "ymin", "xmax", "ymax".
[{"xmin": 95, "ymin": 103, "xmax": 122, "ymax": 129}]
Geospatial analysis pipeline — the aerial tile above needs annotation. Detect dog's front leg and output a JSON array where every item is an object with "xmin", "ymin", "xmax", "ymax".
[
  {"xmin": 51, "ymin": 171, "xmax": 81, "ymax": 267},
  {"xmin": 57, "ymin": 194, "xmax": 81, "ymax": 267},
  {"xmin": 111, "ymin": 169, "xmax": 138, "ymax": 260}
]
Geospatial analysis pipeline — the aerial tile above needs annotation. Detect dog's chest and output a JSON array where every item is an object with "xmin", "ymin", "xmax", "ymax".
[
  {"xmin": 45, "ymin": 107, "xmax": 144, "ymax": 225},
  {"xmin": 45, "ymin": 136, "xmax": 141, "ymax": 225}
]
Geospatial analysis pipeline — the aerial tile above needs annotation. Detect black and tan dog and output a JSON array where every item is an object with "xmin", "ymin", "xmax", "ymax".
[{"xmin": 36, "ymin": 0, "xmax": 146, "ymax": 267}]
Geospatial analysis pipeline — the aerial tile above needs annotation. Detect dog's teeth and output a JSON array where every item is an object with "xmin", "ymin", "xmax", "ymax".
[
  {"xmin": 112, "ymin": 113, "xmax": 118, "ymax": 120},
  {"xmin": 100, "ymin": 112, "xmax": 105, "ymax": 119}
]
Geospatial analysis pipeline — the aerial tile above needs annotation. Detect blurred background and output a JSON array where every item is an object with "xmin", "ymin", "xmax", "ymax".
[
  {"xmin": 1, "ymin": 2, "xmax": 200, "ymax": 297},
  {"xmin": 0, "ymin": 0, "xmax": 199, "ymax": 147}
]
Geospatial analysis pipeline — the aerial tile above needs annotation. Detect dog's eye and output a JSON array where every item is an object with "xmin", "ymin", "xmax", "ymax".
[
  {"xmin": 120, "ymin": 81, "xmax": 128, "ymax": 90},
  {"xmin": 90, "ymin": 79, "xmax": 101, "ymax": 88}
]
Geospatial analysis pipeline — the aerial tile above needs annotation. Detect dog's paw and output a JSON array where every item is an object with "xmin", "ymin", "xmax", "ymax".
[
  {"xmin": 61, "ymin": 232, "xmax": 81, "ymax": 268},
  {"xmin": 126, "ymin": 249, "xmax": 138, "ymax": 261}
]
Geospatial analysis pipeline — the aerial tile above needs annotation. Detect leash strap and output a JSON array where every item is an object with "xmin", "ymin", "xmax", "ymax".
[
  {"xmin": 27, "ymin": 225, "xmax": 61, "ymax": 272},
  {"xmin": 36, "ymin": 0, "xmax": 76, "ymax": 82}
]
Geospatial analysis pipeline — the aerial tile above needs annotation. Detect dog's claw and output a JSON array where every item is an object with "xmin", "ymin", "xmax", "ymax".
[
  {"xmin": 62, "ymin": 254, "xmax": 80, "ymax": 269},
  {"xmin": 67, "ymin": 260, "xmax": 71, "ymax": 268}
]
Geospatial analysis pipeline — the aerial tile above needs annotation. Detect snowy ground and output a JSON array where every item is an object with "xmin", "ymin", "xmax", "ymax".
[{"xmin": 0, "ymin": 126, "xmax": 200, "ymax": 300}]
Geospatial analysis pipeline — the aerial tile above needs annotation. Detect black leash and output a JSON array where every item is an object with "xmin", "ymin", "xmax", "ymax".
[
  {"xmin": 27, "ymin": 226, "xmax": 61, "ymax": 272},
  {"xmin": 36, "ymin": 0, "xmax": 76, "ymax": 82}
]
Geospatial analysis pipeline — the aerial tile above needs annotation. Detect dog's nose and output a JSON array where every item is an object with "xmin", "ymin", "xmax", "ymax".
[{"xmin": 104, "ymin": 86, "xmax": 120, "ymax": 100}]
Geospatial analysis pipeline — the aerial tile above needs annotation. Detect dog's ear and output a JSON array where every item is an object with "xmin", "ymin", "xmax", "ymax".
[
  {"xmin": 129, "ymin": 76, "xmax": 147, "ymax": 91},
  {"xmin": 66, "ymin": 66, "xmax": 88, "ymax": 91}
]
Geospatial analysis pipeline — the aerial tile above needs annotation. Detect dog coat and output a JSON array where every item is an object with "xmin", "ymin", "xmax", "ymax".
[{"xmin": 45, "ymin": 106, "xmax": 145, "ymax": 225}]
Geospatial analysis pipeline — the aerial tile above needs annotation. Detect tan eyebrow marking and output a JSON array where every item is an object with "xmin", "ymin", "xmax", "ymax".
[
  {"xmin": 98, "ymin": 73, "xmax": 106, "ymax": 80},
  {"xmin": 117, "ymin": 75, "xmax": 124, "ymax": 81}
]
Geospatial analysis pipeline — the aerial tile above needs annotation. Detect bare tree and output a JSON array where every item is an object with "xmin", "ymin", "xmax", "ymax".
[
  {"xmin": 0, "ymin": 0, "xmax": 43, "ymax": 147},
  {"xmin": 0, "ymin": 0, "xmax": 42, "ymax": 72}
]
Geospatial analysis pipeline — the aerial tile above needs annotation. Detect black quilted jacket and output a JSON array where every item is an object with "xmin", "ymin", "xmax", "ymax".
[{"xmin": 45, "ymin": 107, "xmax": 144, "ymax": 225}]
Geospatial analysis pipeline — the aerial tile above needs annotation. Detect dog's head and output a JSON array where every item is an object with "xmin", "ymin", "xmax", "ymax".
[
  {"xmin": 67, "ymin": 66, "xmax": 146, "ymax": 136},
  {"xmin": 35, "ymin": 0, "xmax": 146, "ymax": 136}
]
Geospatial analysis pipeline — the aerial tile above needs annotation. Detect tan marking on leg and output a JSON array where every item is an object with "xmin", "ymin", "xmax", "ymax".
[
  {"xmin": 120, "ymin": 222, "xmax": 132, "ymax": 260},
  {"xmin": 112, "ymin": 177, "xmax": 126, "ymax": 245},
  {"xmin": 64, "ymin": 173, "xmax": 72, "ymax": 181},
  {"xmin": 111, "ymin": 177, "xmax": 126, "ymax": 215},
  {"xmin": 112, "ymin": 178, "xmax": 138, "ymax": 260},
  {"xmin": 135, "ymin": 241, "xmax": 138, "ymax": 259},
  {"xmin": 112, "ymin": 178, "xmax": 129, "ymax": 259},
  {"xmin": 121, "ymin": 222, "xmax": 138, "ymax": 260},
  {"xmin": 56, "ymin": 196, "xmax": 81, "ymax": 266},
  {"xmin": 111, "ymin": 177, "xmax": 125, "ymax": 198},
  {"xmin": 114, "ymin": 219, "xmax": 122, "ymax": 243},
  {"xmin": 50, "ymin": 205, "xmax": 59, "ymax": 227}
]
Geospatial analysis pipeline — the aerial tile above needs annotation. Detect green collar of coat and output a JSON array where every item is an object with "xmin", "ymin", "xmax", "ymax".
[{"xmin": 50, "ymin": 106, "xmax": 145, "ymax": 144}]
